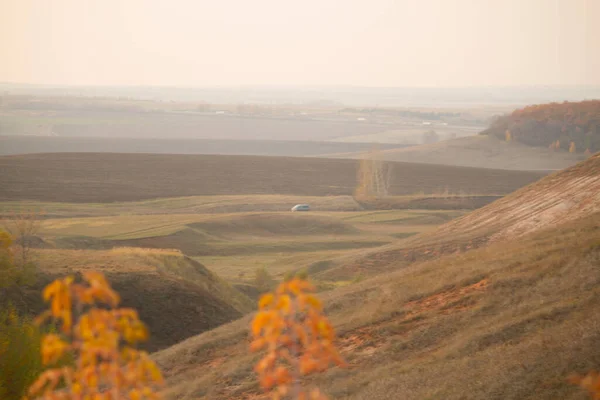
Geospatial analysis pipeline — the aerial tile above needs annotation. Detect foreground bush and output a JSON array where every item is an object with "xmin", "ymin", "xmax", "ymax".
[
  {"xmin": 27, "ymin": 271, "xmax": 164, "ymax": 400},
  {"xmin": 250, "ymin": 278, "xmax": 345, "ymax": 399},
  {"xmin": 0, "ymin": 307, "xmax": 43, "ymax": 400},
  {"xmin": 0, "ymin": 228, "xmax": 36, "ymax": 289}
]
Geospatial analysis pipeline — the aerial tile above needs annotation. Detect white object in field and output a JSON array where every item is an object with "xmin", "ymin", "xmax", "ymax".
[{"xmin": 291, "ymin": 204, "xmax": 311, "ymax": 212}]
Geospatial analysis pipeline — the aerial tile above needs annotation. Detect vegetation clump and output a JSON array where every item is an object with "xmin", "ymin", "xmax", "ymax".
[
  {"xmin": 250, "ymin": 278, "xmax": 345, "ymax": 399},
  {"xmin": 481, "ymin": 100, "xmax": 600, "ymax": 152},
  {"xmin": 27, "ymin": 272, "xmax": 164, "ymax": 400},
  {"xmin": 570, "ymin": 371, "xmax": 600, "ymax": 399},
  {"xmin": 0, "ymin": 307, "xmax": 43, "ymax": 400}
]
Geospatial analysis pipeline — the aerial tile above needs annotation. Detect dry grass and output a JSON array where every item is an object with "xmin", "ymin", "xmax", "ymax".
[
  {"xmin": 154, "ymin": 212, "xmax": 600, "ymax": 399},
  {"xmin": 28, "ymin": 209, "xmax": 462, "ymax": 283},
  {"xmin": 316, "ymin": 153, "xmax": 600, "ymax": 281},
  {"xmin": 0, "ymin": 195, "xmax": 363, "ymax": 218},
  {"xmin": 1, "ymin": 248, "xmax": 255, "ymax": 352},
  {"xmin": 418, "ymin": 152, "xmax": 600, "ymax": 244},
  {"xmin": 109, "ymin": 247, "xmax": 183, "ymax": 256}
]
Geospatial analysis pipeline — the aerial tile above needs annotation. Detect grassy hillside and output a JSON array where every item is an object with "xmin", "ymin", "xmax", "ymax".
[
  {"xmin": 481, "ymin": 100, "xmax": 600, "ymax": 152},
  {"xmin": 0, "ymin": 153, "xmax": 545, "ymax": 202},
  {"xmin": 325, "ymin": 135, "xmax": 585, "ymax": 171},
  {"xmin": 149, "ymin": 154, "xmax": 600, "ymax": 399},
  {"xmin": 422, "ymin": 152, "xmax": 600, "ymax": 244},
  {"xmin": 313, "ymin": 153, "xmax": 600, "ymax": 281},
  {"xmin": 0, "ymin": 195, "xmax": 363, "ymax": 218},
  {"xmin": 0, "ymin": 248, "xmax": 253, "ymax": 351},
  {"xmin": 20, "ymin": 209, "xmax": 462, "ymax": 282},
  {"xmin": 154, "ymin": 212, "xmax": 600, "ymax": 400}
]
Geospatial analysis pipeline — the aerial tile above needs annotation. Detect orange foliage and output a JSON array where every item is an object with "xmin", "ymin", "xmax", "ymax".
[
  {"xmin": 569, "ymin": 141, "xmax": 577, "ymax": 153},
  {"xmin": 250, "ymin": 278, "xmax": 345, "ymax": 400},
  {"xmin": 570, "ymin": 371, "xmax": 600, "ymax": 399},
  {"xmin": 27, "ymin": 272, "xmax": 164, "ymax": 400},
  {"xmin": 483, "ymin": 100, "xmax": 600, "ymax": 152}
]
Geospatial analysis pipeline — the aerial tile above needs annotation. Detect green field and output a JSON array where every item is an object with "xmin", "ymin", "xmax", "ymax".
[{"xmin": 24, "ymin": 204, "xmax": 465, "ymax": 284}]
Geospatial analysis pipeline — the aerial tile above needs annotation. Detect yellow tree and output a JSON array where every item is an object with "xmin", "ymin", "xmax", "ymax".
[
  {"xmin": 569, "ymin": 141, "xmax": 577, "ymax": 153},
  {"xmin": 2, "ymin": 210, "xmax": 42, "ymax": 270},
  {"xmin": 355, "ymin": 147, "xmax": 392, "ymax": 200},
  {"xmin": 250, "ymin": 278, "xmax": 345, "ymax": 400},
  {"xmin": 27, "ymin": 272, "xmax": 164, "ymax": 400},
  {"xmin": 505, "ymin": 130, "xmax": 512, "ymax": 142}
]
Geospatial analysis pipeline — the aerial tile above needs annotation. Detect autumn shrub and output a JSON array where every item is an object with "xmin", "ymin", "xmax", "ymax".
[
  {"xmin": 26, "ymin": 271, "xmax": 164, "ymax": 400},
  {"xmin": 0, "ymin": 307, "xmax": 44, "ymax": 400},
  {"xmin": 570, "ymin": 371, "xmax": 600, "ymax": 399},
  {"xmin": 0, "ymin": 228, "xmax": 36, "ymax": 289},
  {"xmin": 255, "ymin": 266, "xmax": 276, "ymax": 293},
  {"xmin": 250, "ymin": 278, "xmax": 345, "ymax": 400}
]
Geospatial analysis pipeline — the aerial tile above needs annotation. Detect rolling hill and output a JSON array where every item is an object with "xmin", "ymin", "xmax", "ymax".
[
  {"xmin": 421, "ymin": 151, "xmax": 600, "ymax": 244},
  {"xmin": 153, "ymin": 154, "xmax": 600, "ymax": 399},
  {"xmin": 324, "ymin": 135, "xmax": 586, "ymax": 170},
  {"xmin": 325, "ymin": 100, "xmax": 599, "ymax": 171},
  {"xmin": 313, "ymin": 152, "xmax": 600, "ymax": 280},
  {"xmin": 0, "ymin": 248, "xmax": 253, "ymax": 351},
  {"xmin": 0, "ymin": 153, "xmax": 545, "ymax": 202}
]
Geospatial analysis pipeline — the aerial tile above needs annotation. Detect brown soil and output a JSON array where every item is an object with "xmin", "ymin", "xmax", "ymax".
[{"xmin": 0, "ymin": 153, "xmax": 544, "ymax": 203}]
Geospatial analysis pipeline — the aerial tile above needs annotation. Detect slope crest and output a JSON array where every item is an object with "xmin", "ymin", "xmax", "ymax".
[
  {"xmin": 0, "ymin": 248, "xmax": 252, "ymax": 351},
  {"xmin": 423, "ymin": 152, "xmax": 600, "ymax": 243}
]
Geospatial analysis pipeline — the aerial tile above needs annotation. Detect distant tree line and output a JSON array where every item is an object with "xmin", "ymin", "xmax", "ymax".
[
  {"xmin": 480, "ymin": 100, "xmax": 600, "ymax": 153},
  {"xmin": 340, "ymin": 108, "xmax": 460, "ymax": 120}
]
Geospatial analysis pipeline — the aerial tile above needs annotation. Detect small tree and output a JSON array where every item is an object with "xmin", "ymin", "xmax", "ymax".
[
  {"xmin": 4, "ymin": 211, "xmax": 42, "ymax": 269},
  {"xmin": 250, "ymin": 278, "xmax": 345, "ymax": 399},
  {"xmin": 27, "ymin": 271, "xmax": 164, "ymax": 400},
  {"xmin": 0, "ymin": 230, "xmax": 15, "ymax": 288},
  {"xmin": 423, "ymin": 130, "xmax": 439, "ymax": 144},
  {"xmin": 255, "ymin": 267, "xmax": 276, "ymax": 293},
  {"xmin": 0, "ymin": 307, "xmax": 43, "ymax": 400},
  {"xmin": 355, "ymin": 148, "xmax": 393, "ymax": 200},
  {"xmin": 569, "ymin": 141, "xmax": 577, "ymax": 153},
  {"xmin": 505, "ymin": 130, "xmax": 512, "ymax": 142}
]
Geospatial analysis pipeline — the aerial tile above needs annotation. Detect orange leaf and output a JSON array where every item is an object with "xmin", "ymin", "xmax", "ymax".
[{"xmin": 259, "ymin": 293, "xmax": 275, "ymax": 309}]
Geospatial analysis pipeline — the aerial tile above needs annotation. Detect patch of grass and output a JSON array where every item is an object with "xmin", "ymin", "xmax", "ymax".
[
  {"xmin": 389, "ymin": 232, "xmax": 419, "ymax": 239},
  {"xmin": 109, "ymin": 247, "xmax": 183, "ymax": 256}
]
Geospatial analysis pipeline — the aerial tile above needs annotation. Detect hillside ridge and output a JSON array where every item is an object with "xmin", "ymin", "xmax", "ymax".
[{"xmin": 0, "ymin": 249, "xmax": 253, "ymax": 351}]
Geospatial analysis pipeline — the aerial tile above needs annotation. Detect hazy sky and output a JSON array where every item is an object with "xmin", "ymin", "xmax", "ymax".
[{"xmin": 1, "ymin": 0, "xmax": 598, "ymax": 87}]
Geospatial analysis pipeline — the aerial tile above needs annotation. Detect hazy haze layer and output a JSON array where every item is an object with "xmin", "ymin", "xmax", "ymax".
[{"xmin": 1, "ymin": 0, "xmax": 598, "ymax": 87}]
